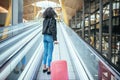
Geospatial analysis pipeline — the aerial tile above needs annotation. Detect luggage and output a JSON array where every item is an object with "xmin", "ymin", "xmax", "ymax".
[{"xmin": 51, "ymin": 60, "xmax": 68, "ymax": 80}]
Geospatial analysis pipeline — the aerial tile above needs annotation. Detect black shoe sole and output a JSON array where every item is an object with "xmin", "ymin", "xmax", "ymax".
[
  {"xmin": 43, "ymin": 69, "xmax": 48, "ymax": 73},
  {"xmin": 47, "ymin": 71, "xmax": 51, "ymax": 75}
]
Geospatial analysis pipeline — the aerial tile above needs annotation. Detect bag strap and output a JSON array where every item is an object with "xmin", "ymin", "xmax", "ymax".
[
  {"xmin": 49, "ymin": 18, "xmax": 52, "ymax": 26},
  {"xmin": 46, "ymin": 18, "xmax": 52, "ymax": 31}
]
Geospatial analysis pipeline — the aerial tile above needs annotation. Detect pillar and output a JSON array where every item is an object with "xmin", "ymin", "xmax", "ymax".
[
  {"xmin": 82, "ymin": 0, "xmax": 85, "ymax": 38},
  {"xmin": 12, "ymin": 0, "xmax": 18, "ymax": 25},
  {"xmin": 12, "ymin": 0, "xmax": 23, "ymax": 24},
  {"xmin": 108, "ymin": 0, "xmax": 113, "ymax": 60},
  {"xmin": 59, "ymin": 0, "xmax": 69, "ymax": 25},
  {"xmin": 18, "ymin": 0, "xmax": 23, "ymax": 23},
  {"xmin": 99, "ymin": 0, "xmax": 103, "ymax": 52}
]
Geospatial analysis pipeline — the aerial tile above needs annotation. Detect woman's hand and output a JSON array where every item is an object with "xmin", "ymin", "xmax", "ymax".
[{"xmin": 54, "ymin": 41, "xmax": 59, "ymax": 44}]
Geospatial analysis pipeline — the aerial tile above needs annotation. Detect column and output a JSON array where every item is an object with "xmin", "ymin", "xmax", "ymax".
[
  {"xmin": 108, "ymin": 0, "xmax": 113, "ymax": 60},
  {"xmin": 12, "ymin": 0, "xmax": 18, "ymax": 25},
  {"xmin": 18, "ymin": 0, "xmax": 23, "ymax": 23},
  {"xmin": 99, "ymin": 0, "xmax": 103, "ymax": 52},
  {"xmin": 59, "ymin": 0, "xmax": 69, "ymax": 25},
  {"xmin": 82, "ymin": 0, "xmax": 85, "ymax": 38}
]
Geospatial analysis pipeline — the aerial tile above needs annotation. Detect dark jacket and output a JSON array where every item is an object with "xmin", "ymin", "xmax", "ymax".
[{"xmin": 42, "ymin": 18, "xmax": 57, "ymax": 41}]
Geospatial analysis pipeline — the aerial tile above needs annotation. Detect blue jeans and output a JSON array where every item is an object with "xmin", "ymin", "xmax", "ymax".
[{"xmin": 43, "ymin": 34, "xmax": 54, "ymax": 67}]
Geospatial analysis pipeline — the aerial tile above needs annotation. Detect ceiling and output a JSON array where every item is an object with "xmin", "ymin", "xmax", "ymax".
[{"xmin": 0, "ymin": 0, "xmax": 83, "ymax": 22}]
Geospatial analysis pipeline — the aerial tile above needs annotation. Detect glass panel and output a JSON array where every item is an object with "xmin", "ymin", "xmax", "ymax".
[
  {"xmin": 96, "ymin": 11, "xmax": 100, "ymax": 23},
  {"xmin": 103, "ymin": 4, "xmax": 109, "ymax": 20},
  {"xmin": 84, "ymin": 18, "xmax": 89, "ymax": 42},
  {"xmin": 85, "ymin": 18, "xmax": 88, "ymax": 26},
  {"xmin": 0, "ymin": 22, "xmax": 38, "ymax": 41},
  {"xmin": 113, "ymin": 2, "xmax": 120, "ymax": 16},
  {"xmin": 91, "ymin": 1, "xmax": 95, "ymax": 13},
  {"xmin": 95, "ymin": 23, "xmax": 99, "ymax": 51},
  {"xmin": 111, "ymin": 0, "xmax": 120, "ymax": 67},
  {"xmin": 103, "ymin": 0, "xmax": 109, "ymax": 4},
  {"xmin": 32, "ymin": 1, "xmax": 60, "ymax": 8},
  {"xmin": 91, "ymin": 14, "xmax": 95, "ymax": 25},
  {"xmin": 85, "ymin": 13, "xmax": 89, "ymax": 17},
  {"xmin": 90, "ymin": 25, "xmax": 95, "ymax": 47},
  {"xmin": 6, "ymin": 33, "xmax": 42, "ymax": 79},
  {"xmin": 63, "ymin": 25, "xmax": 120, "ymax": 80}
]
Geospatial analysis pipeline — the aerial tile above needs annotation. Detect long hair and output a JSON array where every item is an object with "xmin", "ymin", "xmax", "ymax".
[{"xmin": 43, "ymin": 7, "xmax": 57, "ymax": 18}]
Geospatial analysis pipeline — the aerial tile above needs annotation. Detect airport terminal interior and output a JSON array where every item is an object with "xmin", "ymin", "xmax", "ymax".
[{"xmin": 0, "ymin": 0, "xmax": 120, "ymax": 80}]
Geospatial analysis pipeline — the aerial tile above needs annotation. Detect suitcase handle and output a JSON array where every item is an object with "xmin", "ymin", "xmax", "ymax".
[{"xmin": 55, "ymin": 43, "xmax": 61, "ymax": 60}]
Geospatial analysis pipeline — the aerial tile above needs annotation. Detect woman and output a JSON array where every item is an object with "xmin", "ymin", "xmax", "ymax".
[{"xmin": 42, "ymin": 7, "xmax": 58, "ymax": 75}]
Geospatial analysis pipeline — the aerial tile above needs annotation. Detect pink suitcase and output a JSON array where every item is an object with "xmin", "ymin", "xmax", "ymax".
[{"xmin": 51, "ymin": 60, "xmax": 68, "ymax": 80}]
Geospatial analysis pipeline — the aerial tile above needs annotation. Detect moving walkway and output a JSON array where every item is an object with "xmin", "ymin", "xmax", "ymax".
[{"xmin": 0, "ymin": 21, "xmax": 120, "ymax": 80}]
